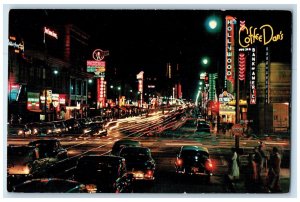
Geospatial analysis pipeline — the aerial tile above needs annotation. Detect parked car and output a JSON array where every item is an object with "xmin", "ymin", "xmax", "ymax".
[
  {"xmin": 119, "ymin": 147, "xmax": 156, "ymax": 181},
  {"xmin": 111, "ymin": 139, "xmax": 142, "ymax": 156},
  {"xmin": 52, "ymin": 121, "xmax": 68, "ymax": 136},
  {"xmin": 8, "ymin": 124, "xmax": 31, "ymax": 137},
  {"xmin": 73, "ymin": 155, "xmax": 133, "ymax": 193},
  {"xmin": 28, "ymin": 139, "xmax": 68, "ymax": 160},
  {"xmin": 175, "ymin": 145, "xmax": 214, "ymax": 183},
  {"xmin": 64, "ymin": 118, "xmax": 94, "ymax": 135},
  {"xmin": 91, "ymin": 116, "xmax": 105, "ymax": 125},
  {"xmin": 36, "ymin": 122, "xmax": 58, "ymax": 136},
  {"xmin": 196, "ymin": 122, "xmax": 211, "ymax": 133},
  {"xmin": 11, "ymin": 178, "xmax": 88, "ymax": 193},
  {"xmin": 26, "ymin": 122, "xmax": 41, "ymax": 136}
]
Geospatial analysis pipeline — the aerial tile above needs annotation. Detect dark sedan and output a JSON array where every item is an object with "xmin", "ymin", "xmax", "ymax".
[
  {"xmin": 8, "ymin": 124, "xmax": 31, "ymax": 137},
  {"xmin": 175, "ymin": 145, "xmax": 214, "ymax": 183},
  {"xmin": 119, "ymin": 147, "xmax": 156, "ymax": 181},
  {"xmin": 111, "ymin": 139, "xmax": 141, "ymax": 156},
  {"xmin": 73, "ymin": 155, "xmax": 133, "ymax": 193},
  {"xmin": 28, "ymin": 139, "xmax": 68, "ymax": 160}
]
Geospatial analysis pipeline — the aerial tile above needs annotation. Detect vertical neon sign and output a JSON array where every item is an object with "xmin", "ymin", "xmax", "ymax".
[
  {"xmin": 238, "ymin": 52, "xmax": 246, "ymax": 81},
  {"xmin": 225, "ymin": 16, "xmax": 236, "ymax": 90},
  {"xmin": 250, "ymin": 48, "xmax": 257, "ymax": 104},
  {"xmin": 265, "ymin": 46, "xmax": 270, "ymax": 104}
]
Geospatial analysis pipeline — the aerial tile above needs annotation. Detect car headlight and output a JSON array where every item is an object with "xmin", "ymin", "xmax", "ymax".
[
  {"xmin": 83, "ymin": 129, "xmax": 89, "ymax": 134},
  {"xmin": 33, "ymin": 128, "xmax": 38, "ymax": 134},
  {"xmin": 47, "ymin": 129, "xmax": 52, "ymax": 133},
  {"xmin": 18, "ymin": 130, "xmax": 24, "ymax": 135}
]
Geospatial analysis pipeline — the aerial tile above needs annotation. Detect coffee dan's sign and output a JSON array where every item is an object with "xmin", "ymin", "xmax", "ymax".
[{"xmin": 239, "ymin": 24, "xmax": 284, "ymax": 48}]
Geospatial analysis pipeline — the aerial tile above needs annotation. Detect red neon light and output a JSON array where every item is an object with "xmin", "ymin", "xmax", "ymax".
[{"xmin": 239, "ymin": 53, "xmax": 246, "ymax": 81}]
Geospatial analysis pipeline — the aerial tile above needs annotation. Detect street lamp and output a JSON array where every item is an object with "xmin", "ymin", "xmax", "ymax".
[
  {"xmin": 204, "ymin": 15, "xmax": 222, "ymax": 34},
  {"xmin": 200, "ymin": 56, "xmax": 210, "ymax": 67}
]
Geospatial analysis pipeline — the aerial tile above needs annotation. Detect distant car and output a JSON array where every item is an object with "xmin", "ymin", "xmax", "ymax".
[
  {"xmin": 26, "ymin": 122, "xmax": 41, "ymax": 136},
  {"xmin": 37, "ymin": 122, "xmax": 58, "ymax": 136},
  {"xmin": 52, "ymin": 121, "xmax": 68, "ymax": 136},
  {"xmin": 111, "ymin": 139, "xmax": 142, "ymax": 156},
  {"xmin": 64, "ymin": 118, "xmax": 94, "ymax": 135},
  {"xmin": 196, "ymin": 122, "xmax": 211, "ymax": 133},
  {"xmin": 28, "ymin": 139, "xmax": 68, "ymax": 160},
  {"xmin": 119, "ymin": 147, "xmax": 156, "ymax": 181},
  {"xmin": 11, "ymin": 178, "xmax": 88, "ymax": 193},
  {"xmin": 175, "ymin": 145, "xmax": 214, "ymax": 183},
  {"xmin": 73, "ymin": 155, "xmax": 133, "ymax": 193},
  {"xmin": 8, "ymin": 124, "xmax": 31, "ymax": 137}
]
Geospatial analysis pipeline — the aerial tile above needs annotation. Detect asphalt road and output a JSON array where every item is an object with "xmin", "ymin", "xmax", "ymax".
[{"xmin": 6, "ymin": 113, "xmax": 291, "ymax": 194}]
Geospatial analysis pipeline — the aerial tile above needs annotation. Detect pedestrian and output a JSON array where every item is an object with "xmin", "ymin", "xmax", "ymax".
[
  {"xmin": 244, "ymin": 153, "xmax": 257, "ymax": 192},
  {"xmin": 253, "ymin": 146, "xmax": 263, "ymax": 184},
  {"xmin": 229, "ymin": 148, "xmax": 240, "ymax": 181},
  {"xmin": 267, "ymin": 147, "xmax": 282, "ymax": 192},
  {"xmin": 258, "ymin": 142, "xmax": 267, "ymax": 172}
]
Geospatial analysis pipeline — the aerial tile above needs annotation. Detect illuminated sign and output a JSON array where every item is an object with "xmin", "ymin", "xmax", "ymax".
[
  {"xmin": 97, "ymin": 78, "xmax": 106, "ymax": 108},
  {"xmin": 239, "ymin": 53, "xmax": 246, "ymax": 81},
  {"xmin": 44, "ymin": 27, "xmax": 58, "ymax": 39},
  {"xmin": 239, "ymin": 24, "xmax": 284, "ymax": 48},
  {"xmin": 9, "ymin": 84, "xmax": 21, "ymax": 101},
  {"xmin": 250, "ymin": 48, "xmax": 257, "ymax": 104},
  {"xmin": 136, "ymin": 71, "xmax": 144, "ymax": 80},
  {"xmin": 219, "ymin": 91, "xmax": 234, "ymax": 104},
  {"xmin": 225, "ymin": 16, "xmax": 236, "ymax": 87},
  {"xmin": 209, "ymin": 73, "xmax": 216, "ymax": 101},
  {"xmin": 9, "ymin": 36, "xmax": 24, "ymax": 54},
  {"xmin": 87, "ymin": 60, "xmax": 106, "ymax": 77},
  {"xmin": 27, "ymin": 92, "xmax": 40, "ymax": 111},
  {"xmin": 148, "ymin": 85, "xmax": 155, "ymax": 88},
  {"xmin": 92, "ymin": 49, "xmax": 109, "ymax": 61},
  {"xmin": 265, "ymin": 46, "xmax": 270, "ymax": 103},
  {"xmin": 59, "ymin": 94, "xmax": 67, "ymax": 105}
]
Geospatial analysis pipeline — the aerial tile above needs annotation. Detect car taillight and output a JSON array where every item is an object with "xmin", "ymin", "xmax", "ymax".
[
  {"xmin": 205, "ymin": 159, "xmax": 213, "ymax": 171},
  {"xmin": 145, "ymin": 170, "xmax": 153, "ymax": 178},
  {"xmin": 176, "ymin": 158, "xmax": 183, "ymax": 166}
]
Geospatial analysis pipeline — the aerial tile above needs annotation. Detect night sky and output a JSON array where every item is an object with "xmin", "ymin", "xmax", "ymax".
[{"xmin": 9, "ymin": 9, "xmax": 292, "ymax": 99}]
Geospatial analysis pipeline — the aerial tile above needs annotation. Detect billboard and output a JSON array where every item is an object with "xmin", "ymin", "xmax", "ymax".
[{"xmin": 87, "ymin": 60, "xmax": 106, "ymax": 77}]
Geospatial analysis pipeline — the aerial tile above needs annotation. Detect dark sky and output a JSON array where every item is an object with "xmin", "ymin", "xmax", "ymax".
[{"xmin": 9, "ymin": 9, "xmax": 292, "ymax": 99}]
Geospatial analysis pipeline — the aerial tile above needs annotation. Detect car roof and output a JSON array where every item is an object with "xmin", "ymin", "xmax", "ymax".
[
  {"xmin": 120, "ymin": 146, "xmax": 150, "ymax": 153},
  {"xmin": 181, "ymin": 145, "xmax": 209, "ymax": 153},
  {"xmin": 29, "ymin": 139, "xmax": 59, "ymax": 145}
]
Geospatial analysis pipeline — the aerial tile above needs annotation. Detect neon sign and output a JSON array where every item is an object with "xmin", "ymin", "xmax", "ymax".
[
  {"xmin": 239, "ymin": 24, "xmax": 283, "ymax": 48},
  {"xmin": 92, "ymin": 49, "xmax": 109, "ymax": 61},
  {"xmin": 225, "ymin": 16, "xmax": 236, "ymax": 86},
  {"xmin": 265, "ymin": 46, "xmax": 270, "ymax": 104},
  {"xmin": 44, "ymin": 27, "xmax": 58, "ymax": 39},
  {"xmin": 238, "ymin": 53, "xmax": 246, "ymax": 81},
  {"xmin": 250, "ymin": 48, "xmax": 257, "ymax": 104}
]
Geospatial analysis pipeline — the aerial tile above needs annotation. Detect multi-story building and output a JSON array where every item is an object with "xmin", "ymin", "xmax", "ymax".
[{"xmin": 8, "ymin": 11, "xmax": 92, "ymax": 122}]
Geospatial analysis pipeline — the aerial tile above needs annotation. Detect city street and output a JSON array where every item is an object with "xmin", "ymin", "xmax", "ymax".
[
  {"xmin": 5, "ymin": 8, "xmax": 293, "ymax": 195},
  {"xmin": 7, "ymin": 112, "xmax": 290, "ymax": 193}
]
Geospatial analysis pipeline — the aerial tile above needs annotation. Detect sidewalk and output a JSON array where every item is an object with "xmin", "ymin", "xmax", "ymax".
[{"xmin": 230, "ymin": 168, "xmax": 290, "ymax": 193}]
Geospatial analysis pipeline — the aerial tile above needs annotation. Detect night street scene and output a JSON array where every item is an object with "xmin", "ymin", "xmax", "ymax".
[{"xmin": 5, "ymin": 8, "xmax": 293, "ymax": 195}]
